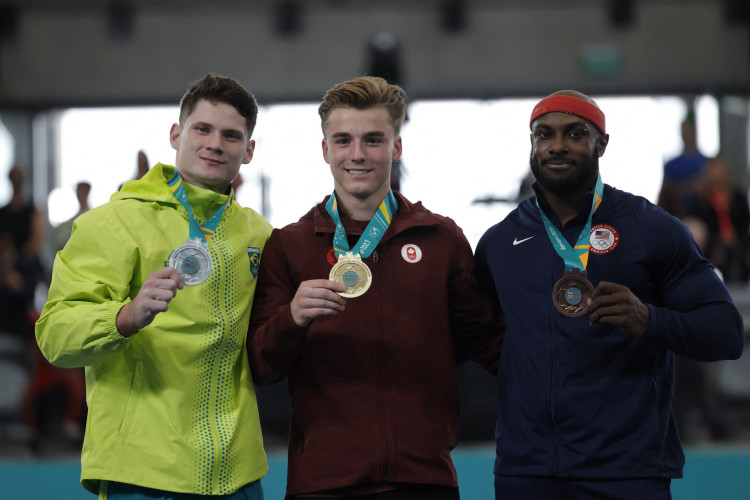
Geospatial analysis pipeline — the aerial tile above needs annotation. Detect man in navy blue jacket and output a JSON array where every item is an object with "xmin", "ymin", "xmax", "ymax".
[{"xmin": 475, "ymin": 90, "xmax": 745, "ymax": 500}]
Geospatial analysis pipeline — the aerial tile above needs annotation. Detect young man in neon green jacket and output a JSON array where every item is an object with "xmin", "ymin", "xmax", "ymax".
[{"xmin": 36, "ymin": 74, "xmax": 272, "ymax": 499}]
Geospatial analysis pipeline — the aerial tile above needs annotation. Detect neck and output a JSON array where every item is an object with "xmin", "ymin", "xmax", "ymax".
[
  {"xmin": 539, "ymin": 184, "xmax": 592, "ymax": 228},
  {"xmin": 176, "ymin": 170, "xmax": 230, "ymax": 195},
  {"xmin": 9, "ymin": 192, "xmax": 24, "ymax": 209},
  {"xmin": 334, "ymin": 190, "xmax": 389, "ymax": 221}
]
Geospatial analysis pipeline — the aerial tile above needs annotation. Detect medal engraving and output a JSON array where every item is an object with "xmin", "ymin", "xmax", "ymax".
[
  {"xmin": 169, "ymin": 237, "xmax": 212, "ymax": 286},
  {"xmin": 329, "ymin": 252, "xmax": 372, "ymax": 298},
  {"xmin": 552, "ymin": 269, "xmax": 594, "ymax": 317}
]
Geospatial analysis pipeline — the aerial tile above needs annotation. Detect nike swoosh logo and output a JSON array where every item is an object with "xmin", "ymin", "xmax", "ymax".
[{"xmin": 513, "ymin": 236, "xmax": 534, "ymax": 246}]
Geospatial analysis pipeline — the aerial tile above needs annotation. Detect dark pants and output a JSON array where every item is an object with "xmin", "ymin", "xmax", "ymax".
[
  {"xmin": 103, "ymin": 480, "xmax": 263, "ymax": 500},
  {"xmin": 494, "ymin": 475, "xmax": 671, "ymax": 500},
  {"xmin": 291, "ymin": 485, "xmax": 459, "ymax": 500}
]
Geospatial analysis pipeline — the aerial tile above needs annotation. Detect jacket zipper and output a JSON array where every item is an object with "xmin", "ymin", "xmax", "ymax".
[
  {"xmin": 373, "ymin": 250, "xmax": 390, "ymax": 482},
  {"xmin": 550, "ymin": 310, "xmax": 559, "ymax": 476}
]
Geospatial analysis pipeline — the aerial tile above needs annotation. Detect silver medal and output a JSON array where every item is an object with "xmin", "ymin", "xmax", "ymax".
[{"xmin": 169, "ymin": 237, "xmax": 212, "ymax": 286}]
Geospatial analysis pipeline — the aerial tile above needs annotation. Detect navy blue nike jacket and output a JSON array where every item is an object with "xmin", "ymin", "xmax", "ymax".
[{"xmin": 475, "ymin": 183, "xmax": 744, "ymax": 479}]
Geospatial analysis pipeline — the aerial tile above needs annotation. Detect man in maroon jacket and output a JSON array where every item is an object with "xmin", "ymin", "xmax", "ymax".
[{"xmin": 248, "ymin": 75, "xmax": 503, "ymax": 499}]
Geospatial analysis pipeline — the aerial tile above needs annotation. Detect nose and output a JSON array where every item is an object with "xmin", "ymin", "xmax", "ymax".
[
  {"xmin": 349, "ymin": 139, "xmax": 365, "ymax": 162},
  {"xmin": 546, "ymin": 138, "xmax": 569, "ymax": 157},
  {"xmin": 206, "ymin": 132, "xmax": 224, "ymax": 154},
  {"xmin": 549, "ymin": 133, "xmax": 569, "ymax": 154}
]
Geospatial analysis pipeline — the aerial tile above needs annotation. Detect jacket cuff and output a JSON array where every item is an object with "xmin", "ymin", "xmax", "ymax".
[
  {"xmin": 641, "ymin": 303, "xmax": 657, "ymax": 340},
  {"xmin": 107, "ymin": 298, "xmax": 134, "ymax": 342}
]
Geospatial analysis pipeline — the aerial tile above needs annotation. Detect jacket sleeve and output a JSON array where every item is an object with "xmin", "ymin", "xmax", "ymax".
[
  {"xmin": 448, "ymin": 222, "xmax": 505, "ymax": 375},
  {"xmin": 35, "ymin": 210, "xmax": 134, "ymax": 368},
  {"xmin": 644, "ymin": 212, "xmax": 744, "ymax": 361},
  {"xmin": 247, "ymin": 229, "xmax": 308, "ymax": 385}
]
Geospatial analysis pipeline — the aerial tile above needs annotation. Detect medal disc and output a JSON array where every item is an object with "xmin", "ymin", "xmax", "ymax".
[
  {"xmin": 169, "ymin": 238, "xmax": 212, "ymax": 286},
  {"xmin": 552, "ymin": 269, "xmax": 594, "ymax": 317},
  {"xmin": 329, "ymin": 252, "xmax": 372, "ymax": 298}
]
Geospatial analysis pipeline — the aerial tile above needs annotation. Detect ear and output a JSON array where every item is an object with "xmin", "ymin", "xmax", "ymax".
[
  {"xmin": 391, "ymin": 136, "xmax": 403, "ymax": 162},
  {"xmin": 597, "ymin": 133, "xmax": 609, "ymax": 157},
  {"xmin": 322, "ymin": 137, "xmax": 330, "ymax": 164},
  {"xmin": 169, "ymin": 123, "xmax": 182, "ymax": 152},
  {"xmin": 243, "ymin": 139, "xmax": 255, "ymax": 164}
]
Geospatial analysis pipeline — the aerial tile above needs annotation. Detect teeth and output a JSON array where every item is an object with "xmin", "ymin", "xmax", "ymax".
[{"xmin": 348, "ymin": 170, "xmax": 367, "ymax": 174}]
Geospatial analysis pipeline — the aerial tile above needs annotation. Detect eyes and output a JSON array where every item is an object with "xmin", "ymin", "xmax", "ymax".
[
  {"xmin": 193, "ymin": 125, "xmax": 244, "ymax": 142},
  {"xmin": 333, "ymin": 135, "xmax": 386, "ymax": 146},
  {"xmin": 533, "ymin": 128, "xmax": 588, "ymax": 141}
]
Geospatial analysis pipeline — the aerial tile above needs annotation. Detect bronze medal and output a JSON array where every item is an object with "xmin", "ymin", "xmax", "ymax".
[
  {"xmin": 552, "ymin": 269, "xmax": 594, "ymax": 317},
  {"xmin": 329, "ymin": 252, "xmax": 372, "ymax": 298}
]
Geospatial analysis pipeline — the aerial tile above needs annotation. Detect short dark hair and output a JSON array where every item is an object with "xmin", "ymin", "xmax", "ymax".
[
  {"xmin": 318, "ymin": 76, "xmax": 406, "ymax": 136},
  {"xmin": 179, "ymin": 73, "xmax": 258, "ymax": 135}
]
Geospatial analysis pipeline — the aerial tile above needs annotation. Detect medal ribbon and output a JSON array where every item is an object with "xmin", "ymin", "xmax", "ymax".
[
  {"xmin": 537, "ymin": 174, "xmax": 603, "ymax": 272},
  {"xmin": 167, "ymin": 171, "xmax": 229, "ymax": 243},
  {"xmin": 325, "ymin": 190, "xmax": 398, "ymax": 259}
]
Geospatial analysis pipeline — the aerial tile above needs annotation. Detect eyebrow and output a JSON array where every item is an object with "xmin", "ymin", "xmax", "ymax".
[
  {"xmin": 194, "ymin": 121, "xmax": 244, "ymax": 134},
  {"xmin": 330, "ymin": 131, "xmax": 387, "ymax": 139},
  {"xmin": 534, "ymin": 119, "xmax": 590, "ymax": 131}
]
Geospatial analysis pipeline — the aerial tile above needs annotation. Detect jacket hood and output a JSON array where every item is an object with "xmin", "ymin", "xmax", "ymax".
[
  {"xmin": 111, "ymin": 163, "xmax": 181, "ymax": 206},
  {"xmin": 110, "ymin": 163, "xmax": 236, "ymax": 222}
]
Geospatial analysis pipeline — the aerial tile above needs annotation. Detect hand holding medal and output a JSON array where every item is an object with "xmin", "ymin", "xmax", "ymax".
[{"xmin": 329, "ymin": 252, "xmax": 372, "ymax": 298}]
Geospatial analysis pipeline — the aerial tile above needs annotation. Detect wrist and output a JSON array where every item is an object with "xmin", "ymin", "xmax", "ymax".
[{"xmin": 115, "ymin": 303, "xmax": 139, "ymax": 338}]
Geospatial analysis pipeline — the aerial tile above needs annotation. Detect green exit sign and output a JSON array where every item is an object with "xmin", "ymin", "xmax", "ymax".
[{"xmin": 581, "ymin": 44, "xmax": 623, "ymax": 77}]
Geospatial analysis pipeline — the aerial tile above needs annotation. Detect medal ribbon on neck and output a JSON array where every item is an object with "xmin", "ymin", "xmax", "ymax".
[
  {"xmin": 325, "ymin": 190, "xmax": 398, "ymax": 259},
  {"xmin": 537, "ymin": 174, "xmax": 603, "ymax": 272},
  {"xmin": 168, "ymin": 171, "xmax": 230, "ymax": 243}
]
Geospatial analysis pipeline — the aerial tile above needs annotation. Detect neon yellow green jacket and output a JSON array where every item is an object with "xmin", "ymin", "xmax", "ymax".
[{"xmin": 36, "ymin": 163, "xmax": 272, "ymax": 495}]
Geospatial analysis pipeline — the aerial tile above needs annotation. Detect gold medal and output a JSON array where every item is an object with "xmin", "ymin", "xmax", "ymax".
[
  {"xmin": 329, "ymin": 252, "xmax": 372, "ymax": 298},
  {"xmin": 552, "ymin": 269, "xmax": 594, "ymax": 317}
]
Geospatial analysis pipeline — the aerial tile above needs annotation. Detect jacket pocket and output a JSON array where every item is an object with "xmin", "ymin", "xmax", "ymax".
[{"xmin": 117, "ymin": 361, "xmax": 143, "ymax": 436}]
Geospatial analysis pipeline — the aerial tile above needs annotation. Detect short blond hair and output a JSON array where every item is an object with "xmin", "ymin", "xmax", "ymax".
[{"xmin": 318, "ymin": 76, "xmax": 406, "ymax": 136}]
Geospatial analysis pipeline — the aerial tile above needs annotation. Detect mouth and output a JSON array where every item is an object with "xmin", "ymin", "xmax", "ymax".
[
  {"xmin": 201, "ymin": 156, "xmax": 225, "ymax": 166},
  {"xmin": 544, "ymin": 159, "xmax": 575, "ymax": 169},
  {"xmin": 345, "ymin": 168, "xmax": 371, "ymax": 175}
]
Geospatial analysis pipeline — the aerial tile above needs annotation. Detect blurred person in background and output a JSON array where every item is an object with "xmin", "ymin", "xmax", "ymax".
[
  {"xmin": 690, "ymin": 155, "xmax": 750, "ymax": 284},
  {"xmin": 657, "ymin": 111, "xmax": 707, "ymax": 219},
  {"xmin": 0, "ymin": 166, "xmax": 45, "ymax": 264}
]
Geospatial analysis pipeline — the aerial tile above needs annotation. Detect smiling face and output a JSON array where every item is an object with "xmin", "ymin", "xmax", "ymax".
[
  {"xmin": 322, "ymin": 106, "xmax": 402, "ymax": 210},
  {"xmin": 170, "ymin": 99, "xmax": 254, "ymax": 194},
  {"xmin": 530, "ymin": 111, "xmax": 608, "ymax": 198}
]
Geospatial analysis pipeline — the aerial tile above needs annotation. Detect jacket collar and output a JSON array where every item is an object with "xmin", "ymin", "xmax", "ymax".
[
  {"xmin": 311, "ymin": 191, "xmax": 440, "ymax": 237},
  {"xmin": 532, "ymin": 181, "xmax": 605, "ymax": 228}
]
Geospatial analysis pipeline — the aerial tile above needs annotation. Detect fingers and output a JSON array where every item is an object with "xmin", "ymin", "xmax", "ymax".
[
  {"xmin": 589, "ymin": 281, "xmax": 649, "ymax": 337},
  {"xmin": 291, "ymin": 279, "xmax": 347, "ymax": 327},
  {"xmin": 137, "ymin": 268, "xmax": 182, "ymax": 305},
  {"xmin": 151, "ymin": 266, "xmax": 184, "ymax": 290},
  {"xmin": 116, "ymin": 267, "xmax": 184, "ymax": 336},
  {"xmin": 590, "ymin": 280, "xmax": 623, "ymax": 300}
]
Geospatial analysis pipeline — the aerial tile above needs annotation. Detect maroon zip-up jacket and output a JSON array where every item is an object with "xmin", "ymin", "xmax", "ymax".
[{"xmin": 248, "ymin": 193, "xmax": 503, "ymax": 498}]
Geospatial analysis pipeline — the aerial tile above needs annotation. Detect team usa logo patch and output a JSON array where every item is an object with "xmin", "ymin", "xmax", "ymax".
[
  {"xmin": 589, "ymin": 224, "xmax": 619, "ymax": 254},
  {"xmin": 401, "ymin": 244, "xmax": 423, "ymax": 263}
]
